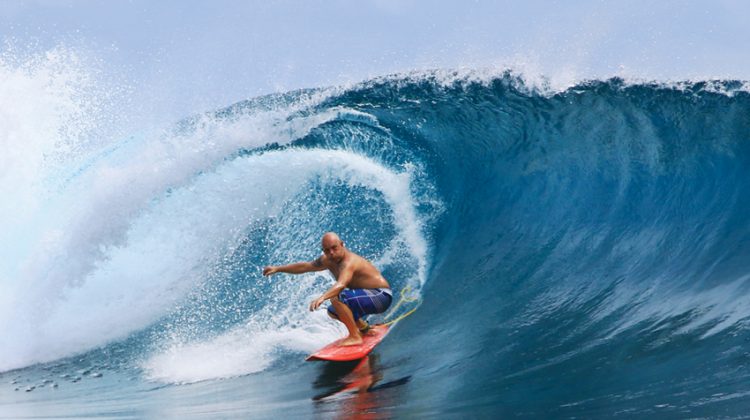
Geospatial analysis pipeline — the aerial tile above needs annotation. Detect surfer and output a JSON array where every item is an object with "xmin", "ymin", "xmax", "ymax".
[{"xmin": 263, "ymin": 232, "xmax": 392, "ymax": 346}]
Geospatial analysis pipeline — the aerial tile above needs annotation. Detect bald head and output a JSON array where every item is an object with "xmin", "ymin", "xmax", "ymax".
[
  {"xmin": 321, "ymin": 232, "xmax": 346, "ymax": 261},
  {"xmin": 321, "ymin": 232, "xmax": 342, "ymax": 247}
]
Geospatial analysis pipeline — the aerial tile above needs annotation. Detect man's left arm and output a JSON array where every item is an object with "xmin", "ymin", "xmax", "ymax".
[{"xmin": 309, "ymin": 264, "xmax": 354, "ymax": 311}]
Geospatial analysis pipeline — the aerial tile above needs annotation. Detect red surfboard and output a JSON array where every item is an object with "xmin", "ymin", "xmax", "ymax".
[{"xmin": 306, "ymin": 324, "xmax": 390, "ymax": 362}]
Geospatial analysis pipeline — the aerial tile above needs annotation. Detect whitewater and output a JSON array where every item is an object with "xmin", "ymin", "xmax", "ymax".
[{"xmin": 2, "ymin": 49, "xmax": 750, "ymax": 417}]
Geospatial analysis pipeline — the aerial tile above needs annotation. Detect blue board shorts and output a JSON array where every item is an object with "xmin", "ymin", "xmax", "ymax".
[{"xmin": 327, "ymin": 288, "xmax": 393, "ymax": 321}]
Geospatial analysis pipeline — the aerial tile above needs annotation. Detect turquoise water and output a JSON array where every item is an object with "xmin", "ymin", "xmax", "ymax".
[{"xmin": 2, "ymin": 73, "xmax": 750, "ymax": 417}]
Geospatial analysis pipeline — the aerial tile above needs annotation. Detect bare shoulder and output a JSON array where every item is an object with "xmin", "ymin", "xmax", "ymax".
[
  {"xmin": 333, "ymin": 252, "xmax": 359, "ymax": 270},
  {"xmin": 348, "ymin": 252, "xmax": 372, "ymax": 269},
  {"xmin": 312, "ymin": 255, "xmax": 328, "ymax": 268}
]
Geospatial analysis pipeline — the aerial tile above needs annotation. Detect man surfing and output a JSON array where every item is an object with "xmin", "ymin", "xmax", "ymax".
[{"xmin": 263, "ymin": 232, "xmax": 392, "ymax": 346}]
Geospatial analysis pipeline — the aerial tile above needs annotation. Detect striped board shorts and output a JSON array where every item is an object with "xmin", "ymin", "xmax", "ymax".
[{"xmin": 327, "ymin": 288, "xmax": 393, "ymax": 321}]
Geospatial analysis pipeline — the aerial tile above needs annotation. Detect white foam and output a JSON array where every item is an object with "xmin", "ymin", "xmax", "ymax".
[
  {"xmin": 1, "ymin": 144, "xmax": 429, "ymax": 374},
  {"xmin": 0, "ymin": 45, "xmax": 345, "ymax": 372},
  {"xmin": 0, "ymin": 45, "xmax": 432, "ymax": 375},
  {"xmin": 143, "ymin": 304, "xmax": 340, "ymax": 383},
  {"xmin": 139, "ymin": 149, "xmax": 429, "ymax": 383}
]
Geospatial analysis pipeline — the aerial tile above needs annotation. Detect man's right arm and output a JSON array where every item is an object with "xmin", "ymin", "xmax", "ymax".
[{"xmin": 263, "ymin": 257, "xmax": 326, "ymax": 276}]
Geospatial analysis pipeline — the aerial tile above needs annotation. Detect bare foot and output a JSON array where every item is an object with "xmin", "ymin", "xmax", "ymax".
[
  {"xmin": 340, "ymin": 335, "xmax": 363, "ymax": 346},
  {"xmin": 363, "ymin": 328, "xmax": 378, "ymax": 336}
]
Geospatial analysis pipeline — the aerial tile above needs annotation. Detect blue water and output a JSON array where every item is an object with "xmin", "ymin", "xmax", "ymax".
[{"xmin": 2, "ymin": 73, "xmax": 750, "ymax": 417}]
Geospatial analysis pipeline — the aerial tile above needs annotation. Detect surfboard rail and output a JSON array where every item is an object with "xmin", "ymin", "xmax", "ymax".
[{"xmin": 306, "ymin": 324, "xmax": 390, "ymax": 362}]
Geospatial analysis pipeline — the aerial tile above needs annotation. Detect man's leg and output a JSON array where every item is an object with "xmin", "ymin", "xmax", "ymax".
[{"xmin": 330, "ymin": 296, "xmax": 363, "ymax": 346}]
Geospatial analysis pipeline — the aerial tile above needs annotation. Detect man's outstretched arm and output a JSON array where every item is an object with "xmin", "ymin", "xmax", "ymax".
[{"xmin": 263, "ymin": 257, "xmax": 325, "ymax": 276}]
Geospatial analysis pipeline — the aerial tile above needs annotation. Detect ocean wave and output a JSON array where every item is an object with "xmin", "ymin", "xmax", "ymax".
[{"xmin": 3, "ymin": 53, "xmax": 750, "ymax": 414}]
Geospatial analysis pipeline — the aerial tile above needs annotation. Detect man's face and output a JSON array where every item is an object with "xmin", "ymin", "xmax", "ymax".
[{"xmin": 322, "ymin": 240, "xmax": 345, "ymax": 262}]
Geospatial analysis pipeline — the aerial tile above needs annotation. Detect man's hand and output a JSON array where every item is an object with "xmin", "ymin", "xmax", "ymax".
[
  {"xmin": 263, "ymin": 266, "xmax": 278, "ymax": 276},
  {"xmin": 309, "ymin": 296, "xmax": 325, "ymax": 311}
]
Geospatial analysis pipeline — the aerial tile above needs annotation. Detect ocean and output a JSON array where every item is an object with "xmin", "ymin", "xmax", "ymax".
[{"xmin": 2, "ymin": 62, "xmax": 750, "ymax": 417}]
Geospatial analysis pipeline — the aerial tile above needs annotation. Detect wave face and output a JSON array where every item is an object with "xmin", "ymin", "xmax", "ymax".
[{"xmin": 2, "ymin": 60, "xmax": 750, "ymax": 417}]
